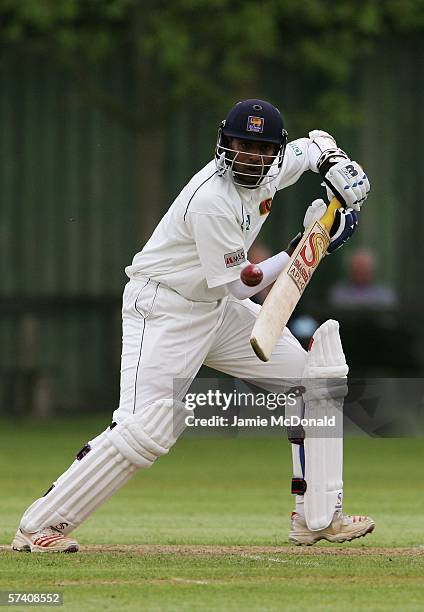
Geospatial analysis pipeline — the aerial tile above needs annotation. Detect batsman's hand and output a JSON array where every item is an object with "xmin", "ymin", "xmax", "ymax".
[
  {"xmin": 304, "ymin": 198, "xmax": 358, "ymax": 254},
  {"xmin": 316, "ymin": 148, "xmax": 370, "ymax": 211}
]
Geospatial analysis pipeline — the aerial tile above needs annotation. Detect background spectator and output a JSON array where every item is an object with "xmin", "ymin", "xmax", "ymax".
[{"xmin": 328, "ymin": 249, "xmax": 397, "ymax": 310}]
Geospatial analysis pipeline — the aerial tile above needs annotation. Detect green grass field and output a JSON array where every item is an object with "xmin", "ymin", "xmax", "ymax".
[{"xmin": 0, "ymin": 417, "xmax": 423, "ymax": 611}]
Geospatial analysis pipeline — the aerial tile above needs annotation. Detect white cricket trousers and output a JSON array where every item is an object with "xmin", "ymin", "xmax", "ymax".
[
  {"xmin": 19, "ymin": 278, "xmax": 307, "ymax": 535},
  {"xmin": 114, "ymin": 278, "xmax": 307, "ymax": 421}
]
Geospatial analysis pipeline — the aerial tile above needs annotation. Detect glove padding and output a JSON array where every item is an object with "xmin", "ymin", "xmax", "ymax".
[
  {"xmin": 303, "ymin": 199, "xmax": 358, "ymax": 254},
  {"xmin": 317, "ymin": 148, "xmax": 370, "ymax": 211}
]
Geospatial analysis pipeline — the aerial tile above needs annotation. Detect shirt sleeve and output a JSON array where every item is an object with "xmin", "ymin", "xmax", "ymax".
[
  {"xmin": 188, "ymin": 211, "xmax": 246, "ymax": 289},
  {"xmin": 276, "ymin": 137, "xmax": 314, "ymax": 191}
]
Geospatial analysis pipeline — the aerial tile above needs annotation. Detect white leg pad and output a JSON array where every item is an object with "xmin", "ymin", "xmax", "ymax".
[
  {"xmin": 302, "ymin": 320, "xmax": 347, "ymax": 531},
  {"xmin": 20, "ymin": 400, "xmax": 186, "ymax": 535}
]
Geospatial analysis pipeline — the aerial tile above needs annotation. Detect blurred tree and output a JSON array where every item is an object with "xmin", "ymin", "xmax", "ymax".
[{"xmin": 0, "ymin": 0, "xmax": 423, "ymax": 241}]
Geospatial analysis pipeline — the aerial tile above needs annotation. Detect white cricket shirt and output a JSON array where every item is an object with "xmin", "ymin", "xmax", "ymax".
[{"xmin": 126, "ymin": 138, "xmax": 314, "ymax": 302}]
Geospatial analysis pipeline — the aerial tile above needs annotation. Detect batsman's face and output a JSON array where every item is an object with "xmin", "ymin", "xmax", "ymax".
[{"xmin": 227, "ymin": 138, "xmax": 277, "ymax": 185}]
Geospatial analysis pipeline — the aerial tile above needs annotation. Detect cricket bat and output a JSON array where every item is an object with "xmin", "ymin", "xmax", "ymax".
[{"xmin": 250, "ymin": 197, "xmax": 340, "ymax": 361}]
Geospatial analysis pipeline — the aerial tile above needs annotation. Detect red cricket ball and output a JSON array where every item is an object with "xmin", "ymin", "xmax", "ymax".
[{"xmin": 240, "ymin": 263, "xmax": 264, "ymax": 287}]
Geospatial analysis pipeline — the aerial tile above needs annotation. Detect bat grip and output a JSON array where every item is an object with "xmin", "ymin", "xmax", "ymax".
[{"xmin": 320, "ymin": 197, "xmax": 340, "ymax": 234}]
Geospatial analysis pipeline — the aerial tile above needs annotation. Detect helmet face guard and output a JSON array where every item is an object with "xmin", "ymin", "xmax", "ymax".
[
  {"xmin": 215, "ymin": 99, "xmax": 288, "ymax": 188},
  {"xmin": 215, "ymin": 127, "xmax": 288, "ymax": 188}
]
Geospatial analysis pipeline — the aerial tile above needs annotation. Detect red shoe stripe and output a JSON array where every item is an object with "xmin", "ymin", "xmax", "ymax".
[
  {"xmin": 40, "ymin": 538, "xmax": 64, "ymax": 548},
  {"xmin": 34, "ymin": 535, "xmax": 64, "ymax": 547},
  {"xmin": 35, "ymin": 539, "xmax": 60, "ymax": 547},
  {"xmin": 34, "ymin": 534, "xmax": 63, "ymax": 544}
]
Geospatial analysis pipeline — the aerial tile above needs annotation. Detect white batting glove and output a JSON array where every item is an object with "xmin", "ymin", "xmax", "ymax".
[
  {"xmin": 317, "ymin": 149, "xmax": 370, "ymax": 211},
  {"xmin": 303, "ymin": 198, "xmax": 327, "ymax": 227},
  {"xmin": 303, "ymin": 198, "xmax": 359, "ymax": 254}
]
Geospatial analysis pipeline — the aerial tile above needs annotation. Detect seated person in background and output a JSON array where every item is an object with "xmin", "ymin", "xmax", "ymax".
[
  {"xmin": 328, "ymin": 248, "xmax": 397, "ymax": 309},
  {"xmin": 327, "ymin": 248, "xmax": 416, "ymax": 374}
]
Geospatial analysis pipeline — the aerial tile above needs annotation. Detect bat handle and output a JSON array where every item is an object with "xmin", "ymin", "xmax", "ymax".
[{"xmin": 320, "ymin": 197, "xmax": 340, "ymax": 233}]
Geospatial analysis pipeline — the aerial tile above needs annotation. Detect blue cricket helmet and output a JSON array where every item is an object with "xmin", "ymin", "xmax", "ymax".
[
  {"xmin": 222, "ymin": 99, "xmax": 287, "ymax": 145},
  {"xmin": 215, "ymin": 98, "xmax": 288, "ymax": 188}
]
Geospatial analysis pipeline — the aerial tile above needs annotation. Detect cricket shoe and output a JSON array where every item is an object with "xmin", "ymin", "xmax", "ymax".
[
  {"xmin": 11, "ymin": 527, "xmax": 79, "ymax": 553},
  {"xmin": 289, "ymin": 511, "xmax": 375, "ymax": 546}
]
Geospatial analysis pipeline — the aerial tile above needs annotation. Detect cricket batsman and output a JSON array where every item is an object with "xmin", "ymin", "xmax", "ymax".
[{"xmin": 12, "ymin": 99, "xmax": 374, "ymax": 552}]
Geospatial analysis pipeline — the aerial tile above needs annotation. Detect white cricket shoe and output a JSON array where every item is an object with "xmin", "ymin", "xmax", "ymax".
[
  {"xmin": 11, "ymin": 527, "xmax": 79, "ymax": 553},
  {"xmin": 289, "ymin": 511, "xmax": 375, "ymax": 546}
]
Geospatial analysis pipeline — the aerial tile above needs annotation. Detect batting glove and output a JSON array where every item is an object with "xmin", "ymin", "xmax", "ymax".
[
  {"xmin": 317, "ymin": 148, "xmax": 370, "ymax": 211},
  {"xmin": 303, "ymin": 198, "xmax": 358, "ymax": 254}
]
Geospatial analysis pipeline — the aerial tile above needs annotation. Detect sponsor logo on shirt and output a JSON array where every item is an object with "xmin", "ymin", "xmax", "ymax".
[
  {"xmin": 247, "ymin": 115, "xmax": 264, "ymax": 133},
  {"xmin": 224, "ymin": 248, "xmax": 246, "ymax": 268},
  {"xmin": 259, "ymin": 198, "xmax": 273, "ymax": 215},
  {"xmin": 289, "ymin": 143, "xmax": 303, "ymax": 156}
]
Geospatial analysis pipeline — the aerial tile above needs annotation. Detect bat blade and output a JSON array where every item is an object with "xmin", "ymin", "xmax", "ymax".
[{"xmin": 250, "ymin": 198, "xmax": 339, "ymax": 362}]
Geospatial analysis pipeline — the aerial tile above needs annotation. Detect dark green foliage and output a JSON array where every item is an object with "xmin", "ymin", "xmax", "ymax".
[{"xmin": 1, "ymin": 0, "xmax": 423, "ymax": 121}]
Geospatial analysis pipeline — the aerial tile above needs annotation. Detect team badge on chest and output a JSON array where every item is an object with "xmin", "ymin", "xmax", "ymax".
[{"xmin": 259, "ymin": 198, "xmax": 273, "ymax": 215}]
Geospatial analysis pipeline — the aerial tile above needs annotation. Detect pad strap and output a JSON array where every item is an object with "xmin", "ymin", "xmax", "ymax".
[{"xmin": 291, "ymin": 477, "xmax": 307, "ymax": 495}]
